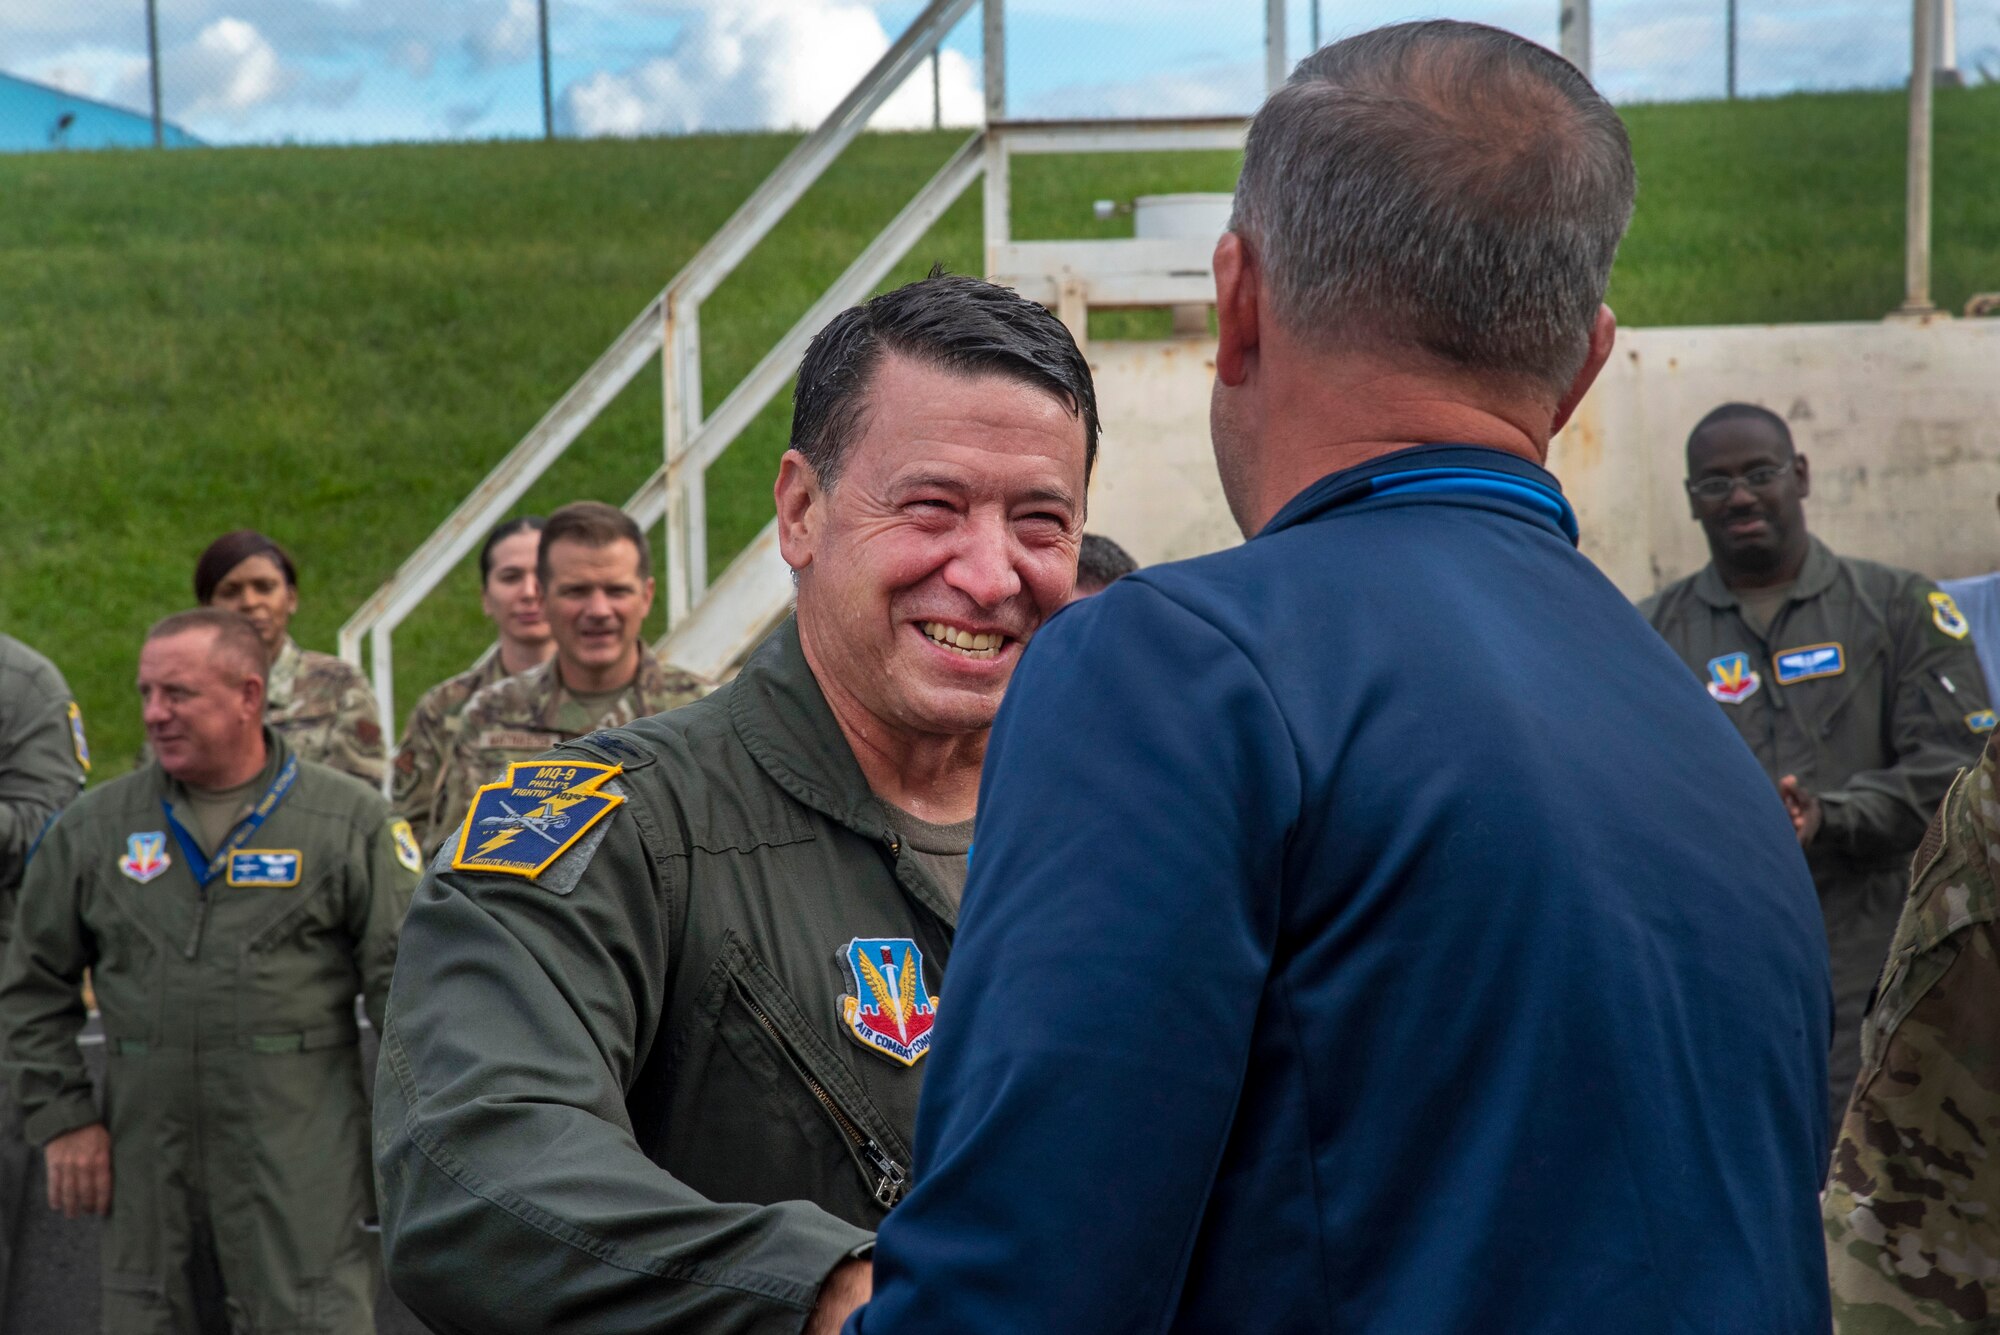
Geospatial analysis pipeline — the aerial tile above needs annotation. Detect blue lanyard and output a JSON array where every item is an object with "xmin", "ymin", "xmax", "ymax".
[{"xmin": 161, "ymin": 755, "xmax": 300, "ymax": 890}]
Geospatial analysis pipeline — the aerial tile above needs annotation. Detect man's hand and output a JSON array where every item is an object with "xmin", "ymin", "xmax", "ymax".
[
  {"xmin": 1778, "ymin": 775, "xmax": 1823, "ymax": 848},
  {"xmin": 804, "ymin": 1258, "xmax": 872, "ymax": 1335},
  {"xmin": 44, "ymin": 1122, "xmax": 112, "ymax": 1218}
]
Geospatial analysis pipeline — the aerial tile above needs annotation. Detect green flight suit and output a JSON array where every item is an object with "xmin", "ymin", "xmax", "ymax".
[
  {"xmin": 0, "ymin": 633, "xmax": 89, "ymax": 1310},
  {"xmin": 1642, "ymin": 537, "xmax": 1990, "ymax": 1122},
  {"xmin": 375, "ymin": 618, "xmax": 956, "ymax": 1335},
  {"xmin": 0, "ymin": 731, "xmax": 418, "ymax": 1334}
]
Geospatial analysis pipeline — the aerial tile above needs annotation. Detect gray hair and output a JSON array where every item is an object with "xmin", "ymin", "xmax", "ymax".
[{"xmin": 1230, "ymin": 20, "xmax": 1636, "ymax": 392}]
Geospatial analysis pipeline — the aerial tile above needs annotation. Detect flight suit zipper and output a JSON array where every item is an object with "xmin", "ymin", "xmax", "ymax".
[{"xmin": 740, "ymin": 994, "xmax": 907, "ymax": 1207}]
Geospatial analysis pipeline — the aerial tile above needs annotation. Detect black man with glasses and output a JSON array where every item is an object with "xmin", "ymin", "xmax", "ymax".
[{"xmin": 1642, "ymin": 401, "xmax": 1990, "ymax": 1128}]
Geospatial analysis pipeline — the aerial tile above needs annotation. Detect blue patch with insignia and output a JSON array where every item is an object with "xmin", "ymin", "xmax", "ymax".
[
  {"xmin": 840, "ymin": 937, "xmax": 938, "ymax": 1067},
  {"xmin": 1932, "ymin": 591, "xmax": 1971, "ymax": 639},
  {"xmin": 1706, "ymin": 652, "xmax": 1761, "ymax": 705},
  {"xmin": 67, "ymin": 702, "xmax": 90, "ymax": 773},
  {"xmin": 1968, "ymin": 710, "xmax": 1997, "ymax": 735},
  {"xmin": 452, "ymin": 760, "xmax": 625, "ymax": 879},
  {"xmin": 226, "ymin": 850, "xmax": 301, "ymax": 888},
  {"xmin": 1774, "ymin": 642, "xmax": 1845, "ymax": 685}
]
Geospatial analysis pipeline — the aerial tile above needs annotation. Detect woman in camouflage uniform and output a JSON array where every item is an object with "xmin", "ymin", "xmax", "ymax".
[{"xmin": 196, "ymin": 531, "xmax": 386, "ymax": 789}]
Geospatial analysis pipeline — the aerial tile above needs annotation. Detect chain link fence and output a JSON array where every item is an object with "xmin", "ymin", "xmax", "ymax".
[{"xmin": 1, "ymin": 1, "xmax": 1993, "ymax": 150}]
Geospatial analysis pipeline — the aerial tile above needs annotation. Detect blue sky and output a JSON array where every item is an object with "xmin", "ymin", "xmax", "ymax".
[{"xmin": 3, "ymin": 1, "xmax": 1992, "ymax": 147}]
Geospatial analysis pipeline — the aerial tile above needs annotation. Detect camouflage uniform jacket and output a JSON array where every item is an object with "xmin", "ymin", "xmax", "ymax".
[
  {"xmin": 0, "ymin": 634, "xmax": 89, "ymax": 945},
  {"xmin": 432, "ymin": 652, "xmax": 705, "ymax": 855},
  {"xmin": 1824, "ymin": 735, "xmax": 2000, "ymax": 1331},
  {"xmin": 390, "ymin": 644, "xmax": 512, "ymax": 855},
  {"xmin": 266, "ymin": 638, "xmax": 385, "ymax": 790}
]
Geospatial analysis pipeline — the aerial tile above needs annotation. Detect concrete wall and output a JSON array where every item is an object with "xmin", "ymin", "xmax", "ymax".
[{"xmin": 1084, "ymin": 320, "xmax": 2000, "ymax": 598}]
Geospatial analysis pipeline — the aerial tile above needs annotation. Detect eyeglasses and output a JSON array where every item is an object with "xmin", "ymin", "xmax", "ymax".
[{"xmin": 1685, "ymin": 465, "xmax": 1790, "ymax": 502}]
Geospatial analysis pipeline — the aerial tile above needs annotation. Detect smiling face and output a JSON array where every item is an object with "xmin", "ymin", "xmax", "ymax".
[
  {"xmin": 777, "ymin": 353, "xmax": 1089, "ymax": 742},
  {"xmin": 139, "ymin": 628, "xmax": 266, "ymax": 787},
  {"xmin": 1686, "ymin": 417, "xmax": 1811, "ymax": 584},
  {"xmin": 480, "ymin": 529, "xmax": 550, "ymax": 651},
  {"xmin": 542, "ymin": 535, "xmax": 655, "ymax": 691},
  {"xmin": 207, "ymin": 553, "xmax": 298, "ymax": 655}
]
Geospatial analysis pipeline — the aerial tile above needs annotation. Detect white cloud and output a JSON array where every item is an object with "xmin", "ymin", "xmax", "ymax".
[
  {"xmin": 173, "ymin": 18, "xmax": 293, "ymax": 116},
  {"xmin": 559, "ymin": 0, "xmax": 982, "ymax": 137},
  {"xmin": 467, "ymin": 0, "xmax": 539, "ymax": 68},
  {"xmin": 1025, "ymin": 59, "xmax": 1264, "ymax": 119}
]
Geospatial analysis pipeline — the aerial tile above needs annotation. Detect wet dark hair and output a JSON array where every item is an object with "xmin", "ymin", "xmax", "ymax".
[
  {"xmin": 790, "ymin": 269, "xmax": 1100, "ymax": 489},
  {"xmin": 194, "ymin": 531, "xmax": 298, "ymax": 604},
  {"xmin": 479, "ymin": 515, "xmax": 545, "ymax": 585},
  {"xmin": 1687, "ymin": 402, "xmax": 1794, "ymax": 461}
]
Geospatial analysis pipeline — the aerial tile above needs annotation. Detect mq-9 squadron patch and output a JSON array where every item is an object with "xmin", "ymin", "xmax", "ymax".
[{"xmin": 452, "ymin": 760, "xmax": 625, "ymax": 879}]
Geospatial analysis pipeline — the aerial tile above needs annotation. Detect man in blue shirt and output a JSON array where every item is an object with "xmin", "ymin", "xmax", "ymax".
[{"xmin": 843, "ymin": 20, "xmax": 1833, "ymax": 1334}]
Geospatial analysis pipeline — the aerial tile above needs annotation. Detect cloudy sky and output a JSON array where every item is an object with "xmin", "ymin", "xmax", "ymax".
[{"xmin": 4, "ymin": 0, "xmax": 1993, "ymax": 145}]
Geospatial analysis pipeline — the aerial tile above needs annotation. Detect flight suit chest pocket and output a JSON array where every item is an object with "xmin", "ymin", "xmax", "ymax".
[{"xmin": 696, "ymin": 934, "xmax": 910, "ymax": 1211}]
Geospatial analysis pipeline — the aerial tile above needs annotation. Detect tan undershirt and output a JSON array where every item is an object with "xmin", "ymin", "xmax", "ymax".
[
  {"xmin": 1736, "ymin": 580, "xmax": 1796, "ymax": 637},
  {"xmin": 184, "ymin": 775, "xmax": 262, "ymax": 854},
  {"xmin": 565, "ymin": 685, "xmax": 632, "ymax": 726},
  {"xmin": 879, "ymin": 800, "xmax": 975, "ymax": 907}
]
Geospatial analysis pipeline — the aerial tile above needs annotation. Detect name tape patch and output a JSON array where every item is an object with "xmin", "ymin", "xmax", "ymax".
[
  {"xmin": 1774, "ymin": 642, "xmax": 1845, "ymax": 685},
  {"xmin": 452, "ymin": 760, "xmax": 625, "ymax": 879},
  {"xmin": 226, "ymin": 850, "xmax": 301, "ymax": 888}
]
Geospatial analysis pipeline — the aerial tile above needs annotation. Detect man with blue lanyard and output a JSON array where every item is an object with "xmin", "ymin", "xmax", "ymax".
[
  {"xmin": 0, "ymin": 608, "xmax": 417, "ymax": 1334},
  {"xmin": 842, "ymin": 21, "xmax": 1834, "ymax": 1335}
]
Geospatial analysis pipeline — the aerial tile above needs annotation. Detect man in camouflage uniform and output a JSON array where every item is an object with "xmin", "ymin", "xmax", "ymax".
[
  {"xmin": 1824, "ymin": 732, "xmax": 2000, "ymax": 1331},
  {"xmin": 0, "ymin": 633, "xmax": 89, "ymax": 1305},
  {"xmin": 431, "ymin": 503, "xmax": 704, "ymax": 851},
  {"xmin": 1644, "ymin": 403, "xmax": 1990, "ymax": 1125},
  {"xmin": 391, "ymin": 517, "xmax": 554, "ymax": 851},
  {"xmin": 0, "ymin": 609, "xmax": 417, "ymax": 1335}
]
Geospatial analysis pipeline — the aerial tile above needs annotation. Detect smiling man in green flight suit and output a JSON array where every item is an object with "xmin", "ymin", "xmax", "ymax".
[
  {"xmin": 0, "ymin": 608, "xmax": 417, "ymax": 1334},
  {"xmin": 374, "ymin": 273, "xmax": 1098, "ymax": 1335}
]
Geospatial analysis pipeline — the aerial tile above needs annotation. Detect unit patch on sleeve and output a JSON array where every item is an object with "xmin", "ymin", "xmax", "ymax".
[
  {"xmin": 1968, "ymin": 710, "xmax": 1998, "ymax": 735},
  {"xmin": 1706, "ymin": 652, "xmax": 1762, "ymax": 705},
  {"xmin": 451, "ymin": 760, "xmax": 625, "ymax": 880},
  {"xmin": 119, "ymin": 832, "xmax": 172, "ymax": 885},
  {"xmin": 839, "ymin": 937, "xmax": 938, "ymax": 1067},
  {"xmin": 1931, "ymin": 590, "xmax": 1971, "ymax": 639},
  {"xmin": 1773, "ymin": 642, "xmax": 1845, "ymax": 685},
  {"xmin": 226, "ymin": 850, "xmax": 301, "ymax": 888},
  {"xmin": 67, "ymin": 702, "xmax": 90, "ymax": 773},
  {"xmin": 389, "ymin": 819, "xmax": 423, "ymax": 874}
]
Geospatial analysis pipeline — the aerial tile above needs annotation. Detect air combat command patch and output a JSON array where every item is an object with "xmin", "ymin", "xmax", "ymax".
[
  {"xmin": 1931, "ymin": 590, "xmax": 1971, "ymax": 639},
  {"xmin": 451, "ymin": 760, "xmax": 624, "ymax": 879},
  {"xmin": 1707, "ymin": 651, "xmax": 1761, "ymax": 705},
  {"xmin": 840, "ymin": 937, "xmax": 938, "ymax": 1067}
]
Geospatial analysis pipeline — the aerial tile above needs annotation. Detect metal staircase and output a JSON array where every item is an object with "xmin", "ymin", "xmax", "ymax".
[{"xmin": 339, "ymin": 0, "xmax": 1268, "ymax": 754}]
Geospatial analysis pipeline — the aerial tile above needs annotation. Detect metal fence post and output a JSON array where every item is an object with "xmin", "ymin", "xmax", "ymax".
[
  {"xmin": 933, "ymin": 49, "xmax": 943, "ymax": 129},
  {"xmin": 538, "ymin": 0, "xmax": 554, "ymax": 139},
  {"xmin": 1726, "ymin": 0, "xmax": 1738, "ymax": 98},
  {"xmin": 1560, "ymin": 0, "xmax": 1591, "ymax": 78},
  {"xmin": 1310, "ymin": 0, "xmax": 1321, "ymax": 53},
  {"xmin": 1265, "ymin": 0, "xmax": 1288, "ymax": 92},
  {"xmin": 145, "ymin": 0, "xmax": 163, "ymax": 148},
  {"xmin": 1901, "ymin": 0, "xmax": 1938, "ymax": 314},
  {"xmin": 983, "ymin": 0, "xmax": 1008, "ymax": 277}
]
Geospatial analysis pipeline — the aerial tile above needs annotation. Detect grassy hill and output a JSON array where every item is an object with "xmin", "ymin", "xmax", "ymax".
[{"xmin": 5, "ymin": 83, "xmax": 2000, "ymax": 774}]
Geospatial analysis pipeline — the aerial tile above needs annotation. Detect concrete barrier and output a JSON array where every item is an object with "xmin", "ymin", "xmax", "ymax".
[{"xmin": 1083, "ymin": 319, "xmax": 2000, "ymax": 597}]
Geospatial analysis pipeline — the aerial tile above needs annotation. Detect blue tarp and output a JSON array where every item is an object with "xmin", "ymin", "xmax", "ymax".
[{"xmin": 0, "ymin": 71, "xmax": 199, "ymax": 153}]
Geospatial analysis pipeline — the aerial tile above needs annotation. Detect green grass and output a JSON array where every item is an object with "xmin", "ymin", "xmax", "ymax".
[{"xmin": 5, "ymin": 84, "xmax": 1999, "ymax": 774}]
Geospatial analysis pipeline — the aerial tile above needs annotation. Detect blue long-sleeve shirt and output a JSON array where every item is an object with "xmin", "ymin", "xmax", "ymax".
[{"xmin": 852, "ymin": 445, "xmax": 1832, "ymax": 1334}]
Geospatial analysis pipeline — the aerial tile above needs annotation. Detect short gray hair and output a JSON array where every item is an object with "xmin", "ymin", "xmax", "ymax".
[{"xmin": 1230, "ymin": 20, "xmax": 1636, "ymax": 392}]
